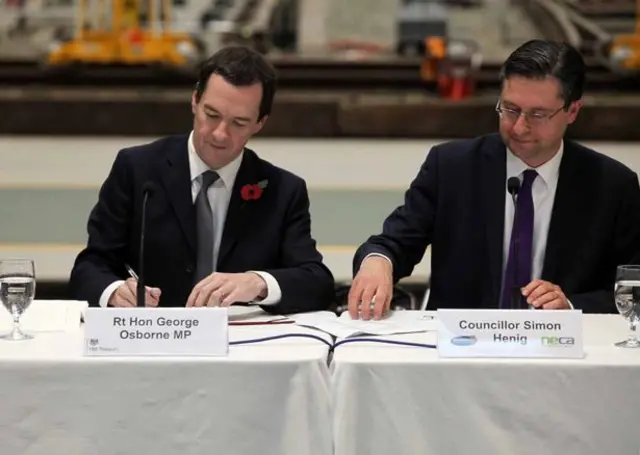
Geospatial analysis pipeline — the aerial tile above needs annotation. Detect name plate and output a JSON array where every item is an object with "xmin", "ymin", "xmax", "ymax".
[
  {"xmin": 83, "ymin": 307, "xmax": 229, "ymax": 356},
  {"xmin": 436, "ymin": 309, "xmax": 583, "ymax": 359}
]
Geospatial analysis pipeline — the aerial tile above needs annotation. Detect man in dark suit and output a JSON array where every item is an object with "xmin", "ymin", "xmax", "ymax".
[
  {"xmin": 349, "ymin": 39, "xmax": 640, "ymax": 319},
  {"xmin": 69, "ymin": 46, "xmax": 335, "ymax": 313}
]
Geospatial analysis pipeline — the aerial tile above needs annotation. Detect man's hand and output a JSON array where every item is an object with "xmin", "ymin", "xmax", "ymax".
[
  {"xmin": 522, "ymin": 280, "xmax": 570, "ymax": 309},
  {"xmin": 186, "ymin": 272, "xmax": 267, "ymax": 307},
  {"xmin": 348, "ymin": 256, "xmax": 394, "ymax": 320},
  {"xmin": 108, "ymin": 278, "xmax": 161, "ymax": 307}
]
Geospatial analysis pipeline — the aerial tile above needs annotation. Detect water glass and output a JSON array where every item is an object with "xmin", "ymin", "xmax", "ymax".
[
  {"xmin": 614, "ymin": 265, "xmax": 640, "ymax": 348},
  {"xmin": 0, "ymin": 259, "xmax": 36, "ymax": 341}
]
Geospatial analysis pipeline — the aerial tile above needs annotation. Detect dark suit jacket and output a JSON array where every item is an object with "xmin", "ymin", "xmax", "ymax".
[
  {"xmin": 354, "ymin": 133, "xmax": 640, "ymax": 313},
  {"xmin": 69, "ymin": 134, "xmax": 335, "ymax": 313}
]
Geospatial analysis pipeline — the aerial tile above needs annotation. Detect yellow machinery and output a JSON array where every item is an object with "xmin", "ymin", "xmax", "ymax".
[
  {"xmin": 47, "ymin": 0, "xmax": 200, "ymax": 67},
  {"xmin": 607, "ymin": 0, "xmax": 640, "ymax": 72}
]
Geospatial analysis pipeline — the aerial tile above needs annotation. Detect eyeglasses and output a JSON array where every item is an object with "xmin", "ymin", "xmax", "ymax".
[{"xmin": 495, "ymin": 100, "xmax": 565, "ymax": 127}]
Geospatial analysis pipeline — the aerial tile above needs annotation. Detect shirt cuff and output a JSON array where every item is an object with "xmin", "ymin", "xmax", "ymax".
[
  {"xmin": 567, "ymin": 299, "xmax": 574, "ymax": 310},
  {"xmin": 99, "ymin": 280, "xmax": 125, "ymax": 308},
  {"xmin": 363, "ymin": 253, "xmax": 393, "ymax": 269},
  {"xmin": 248, "ymin": 271, "xmax": 281, "ymax": 305}
]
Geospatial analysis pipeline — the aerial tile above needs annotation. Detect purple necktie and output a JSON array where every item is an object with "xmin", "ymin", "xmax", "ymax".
[{"xmin": 501, "ymin": 169, "xmax": 537, "ymax": 309}]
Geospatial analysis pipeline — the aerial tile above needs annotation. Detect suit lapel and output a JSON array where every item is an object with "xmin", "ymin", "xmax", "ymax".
[
  {"xmin": 217, "ymin": 149, "xmax": 261, "ymax": 268},
  {"xmin": 541, "ymin": 142, "xmax": 582, "ymax": 281},
  {"xmin": 161, "ymin": 137, "xmax": 197, "ymax": 253},
  {"xmin": 481, "ymin": 135, "xmax": 507, "ymax": 307}
]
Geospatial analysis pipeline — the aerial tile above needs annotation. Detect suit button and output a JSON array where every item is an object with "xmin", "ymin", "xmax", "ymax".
[{"xmin": 186, "ymin": 265, "xmax": 193, "ymax": 273}]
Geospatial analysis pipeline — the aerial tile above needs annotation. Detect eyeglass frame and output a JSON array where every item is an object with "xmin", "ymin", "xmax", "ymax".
[{"xmin": 495, "ymin": 99, "xmax": 567, "ymax": 126}]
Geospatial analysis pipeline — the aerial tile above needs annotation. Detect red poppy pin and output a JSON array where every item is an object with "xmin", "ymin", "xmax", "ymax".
[{"xmin": 240, "ymin": 179, "xmax": 268, "ymax": 201}]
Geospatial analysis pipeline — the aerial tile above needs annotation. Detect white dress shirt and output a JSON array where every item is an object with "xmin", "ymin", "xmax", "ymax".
[
  {"xmin": 98, "ymin": 131, "xmax": 282, "ymax": 307},
  {"xmin": 502, "ymin": 142, "xmax": 563, "ymax": 286}
]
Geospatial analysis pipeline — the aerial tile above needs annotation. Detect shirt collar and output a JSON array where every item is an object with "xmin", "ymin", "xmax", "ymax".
[
  {"xmin": 187, "ymin": 131, "xmax": 243, "ymax": 190},
  {"xmin": 506, "ymin": 140, "xmax": 563, "ymax": 188}
]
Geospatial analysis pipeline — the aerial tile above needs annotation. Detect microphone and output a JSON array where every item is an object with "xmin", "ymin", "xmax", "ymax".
[
  {"xmin": 507, "ymin": 177, "xmax": 523, "ymax": 309},
  {"xmin": 137, "ymin": 181, "xmax": 156, "ymax": 307},
  {"xmin": 507, "ymin": 177, "xmax": 520, "ymax": 198}
]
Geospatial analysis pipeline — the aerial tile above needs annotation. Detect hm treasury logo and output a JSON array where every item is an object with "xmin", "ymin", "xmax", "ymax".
[
  {"xmin": 450, "ymin": 335, "xmax": 477, "ymax": 346},
  {"xmin": 85, "ymin": 337, "xmax": 118, "ymax": 353}
]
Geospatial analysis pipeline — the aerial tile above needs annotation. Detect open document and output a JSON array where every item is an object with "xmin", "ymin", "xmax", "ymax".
[{"xmin": 291, "ymin": 310, "xmax": 437, "ymax": 338}]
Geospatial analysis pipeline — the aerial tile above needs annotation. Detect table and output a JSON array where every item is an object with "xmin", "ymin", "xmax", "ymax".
[
  {"xmin": 0, "ymin": 322, "xmax": 333, "ymax": 455},
  {"xmin": 331, "ymin": 313, "xmax": 640, "ymax": 455}
]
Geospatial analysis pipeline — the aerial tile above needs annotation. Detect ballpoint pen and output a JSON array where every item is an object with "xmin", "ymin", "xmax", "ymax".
[{"xmin": 125, "ymin": 264, "xmax": 139, "ymax": 281}]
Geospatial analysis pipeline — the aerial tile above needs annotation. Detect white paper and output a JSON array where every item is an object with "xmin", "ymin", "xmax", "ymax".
[
  {"xmin": 0, "ymin": 299, "xmax": 87, "ymax": 333},
  {"xmin": 293, "ymin": 310, "xmax": 436, "ymax": 338},
  {"xmin": 227, "ymin": 306, "xmax": 292, "ymax": 323}
]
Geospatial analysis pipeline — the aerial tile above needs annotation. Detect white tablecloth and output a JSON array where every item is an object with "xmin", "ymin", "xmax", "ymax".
[
  {"xmin": 0, "ymin": 322, "xmax": 333, "ymax": 455},
  {"xmin": 331, "ymin": 313, "xmax": 640, "ymax": 455}
]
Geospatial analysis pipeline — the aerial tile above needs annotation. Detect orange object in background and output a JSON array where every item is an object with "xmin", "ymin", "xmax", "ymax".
[
  {"xmin": 437, "ymin": 74, "xmax": 475, "ymax": 100},
  {"xmin": 420, "ymin": 36, "xmax": 445, "ymax": 81},
  {"xmin": 606, "ymin": 0, "xmax": 640, "ymax": 73},
  {"xmin": 46, "ymin": 0, "xmax": 200, "ymax": 67},
  {"xmin": 421, "ymin": 37, "xmax": 482, "ymax": 100},
  {"xmin": 126, "ymin": 28, "xmax": 144, "ymax": 44},
  {"xmin": 426, "ymin": 36, "xmax": 446, "ymax": 59}
]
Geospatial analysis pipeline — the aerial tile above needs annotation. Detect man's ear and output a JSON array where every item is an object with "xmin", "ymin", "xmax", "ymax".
[
  {"xmin": 254, "ymin": 115, "xmax": 269, "ymax": 135},
  {"xmin": 191, "ymin": 92, "xmax": 198, "ymax": 115},
  {"xmin": 567, "ymin": 100, "xmax": 584, "ymax": 124}
]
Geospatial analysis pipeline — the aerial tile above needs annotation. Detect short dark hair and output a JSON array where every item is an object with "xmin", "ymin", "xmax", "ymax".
[
  {"xmin": 194, "ymin": 45, "xmax": 277, "ymax": 121},
  {"xmin": 500, "ymin": 40, "xmax": 586, "ymax": 107}
]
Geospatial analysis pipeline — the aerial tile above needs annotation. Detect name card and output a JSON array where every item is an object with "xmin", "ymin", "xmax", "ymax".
[
  {"xmin": 83, "ymin": 307, "xmax": 229, "ymax": 356},
  {"xmin": 436, "ymin": 309, "xmax": 583, "ymax": 359}
]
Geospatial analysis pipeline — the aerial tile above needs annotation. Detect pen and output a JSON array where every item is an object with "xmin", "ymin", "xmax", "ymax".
[
  {"xmin": 125, "ymin": 264, "xmax": 139, "ymax": 281},
  {"xmin": 229, "ymin": 320, "xmax": 295, "ymax": 326}
]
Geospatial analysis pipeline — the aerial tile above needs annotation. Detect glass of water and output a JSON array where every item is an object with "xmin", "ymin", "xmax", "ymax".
[
  {"xmin": 0, "ymin": 259, "xmax": 36, "ymax": 341},
  {"xmin": 614, "ymin": 265, "xmax": 640, "ymax": 348}
]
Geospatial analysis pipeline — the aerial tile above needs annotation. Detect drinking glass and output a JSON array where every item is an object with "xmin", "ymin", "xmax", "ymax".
[
  {"xmin": 0, "ymin": 259, "xmax": 36, "ymax": 341},
  {"xmin": 614, "ymin": 265, "xmax": 640, "ymax": 348}
]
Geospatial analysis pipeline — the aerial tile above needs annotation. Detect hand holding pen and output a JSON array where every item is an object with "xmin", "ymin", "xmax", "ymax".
[{"xmin": 107, "ymin": 264, "xmax": 162, "ymax": 307}]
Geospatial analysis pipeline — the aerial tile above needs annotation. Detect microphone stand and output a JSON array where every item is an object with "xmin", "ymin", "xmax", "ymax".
[
  {"xmin": 137, "ymin": 187, "xmax": 152, "ymax": 307},
  {"xmin": 510, "ymin": 190, "xmax": 522, "ymax": 309}
]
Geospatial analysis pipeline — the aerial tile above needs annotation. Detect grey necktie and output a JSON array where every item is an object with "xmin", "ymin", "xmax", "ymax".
[{"xmin": 195, "ymin": 170, "xmax": 219, "ymax": 282}]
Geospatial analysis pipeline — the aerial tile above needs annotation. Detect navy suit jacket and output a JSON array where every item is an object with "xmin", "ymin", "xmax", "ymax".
[
  {"xmin": 354, "ymin": 133, "xmax": 640, "ymax": 313},
  {"xmin": 69, "ymin": 134, "xmax": 335, "ymax": 313}
]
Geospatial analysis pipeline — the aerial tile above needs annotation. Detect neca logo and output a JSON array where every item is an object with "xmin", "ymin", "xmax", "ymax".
[{"xmin": 541, "ymin": 336, "xmax": 575, "ymax": 346}]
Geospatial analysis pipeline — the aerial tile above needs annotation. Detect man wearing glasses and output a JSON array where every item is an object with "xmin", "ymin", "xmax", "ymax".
[{"xmin": 349, "ymin": 39, "xmax": 640, "ymax": 319}]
